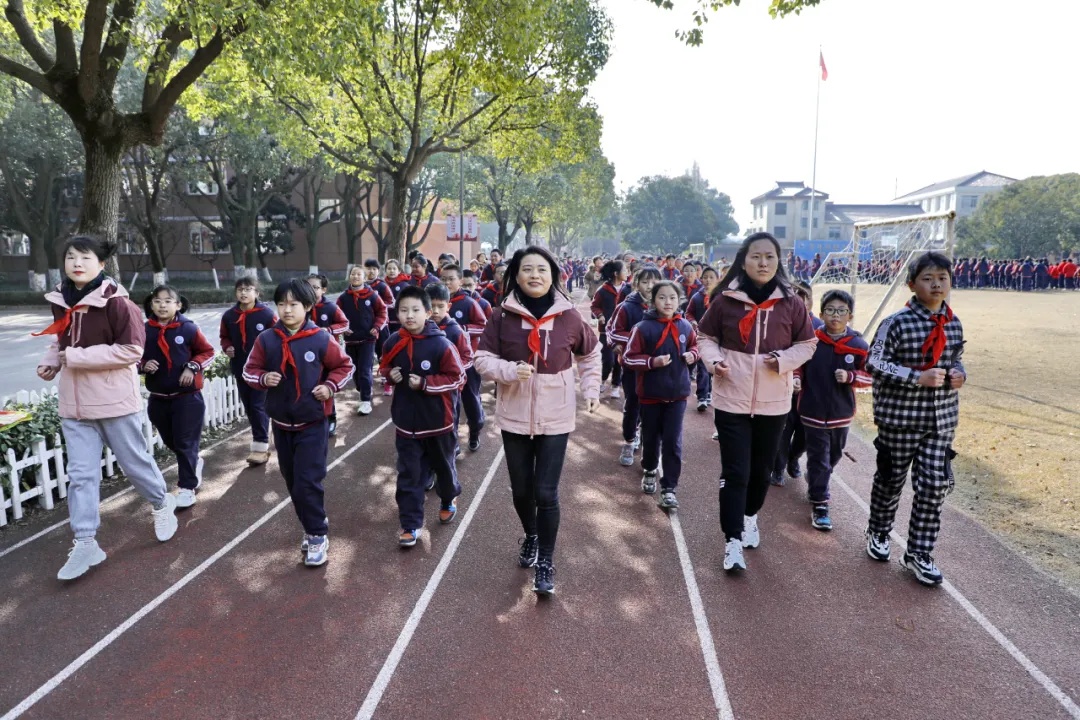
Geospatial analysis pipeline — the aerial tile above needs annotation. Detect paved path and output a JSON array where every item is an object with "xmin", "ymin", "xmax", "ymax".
[{"xmin": 1, "ymin": 382, "xmax": 1078, "ymax": 719}]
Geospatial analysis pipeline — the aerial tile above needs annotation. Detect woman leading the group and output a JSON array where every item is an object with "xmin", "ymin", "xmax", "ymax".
[
  {"xmin": 697, "ymin": 232, "xmax": 818, "ymax": 573},
  {"xmin": 474, "ymin": 246, "xmax": 601, "ymax": 597}
]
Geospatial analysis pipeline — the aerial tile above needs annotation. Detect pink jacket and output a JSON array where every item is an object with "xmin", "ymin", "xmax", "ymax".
[
  {"xmin": 697, "ymin": 281, "xmax": 818, "ymax": 417},
  {"xmin": 474, "ymin": 292, "xmax": 601, "ymax": 436},
  {"xmin": 39, "ymin": 279, "xmax": 146, "ymax": 421}
]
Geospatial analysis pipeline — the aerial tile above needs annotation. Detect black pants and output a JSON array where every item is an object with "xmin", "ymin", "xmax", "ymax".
[
  {"xmin": 147, "ymin": 392, "xmax": 205, "ymax": 490},
  {"xmin": 395, "ymin": 433, "xmax": 459, "ymax": 531},
  {"xmin": 346, "ymin": 341, "xmax": 376, "ymax": 401},
  {"xmin": 274, "ymin": 420, "xmax": 329, "ymax": 536},
  {"xmin": 773, "ymin": 397, "xmax": 806, "ymax": 476},
  {"xmin": 714, "ymin": 410, "xmax": 788, "ymax": 540},
  {"xmin": 236, "ymin": 377, "xmax": 269, "ymax": 444},
  {"xmin": 461, "ymin": 367, "xmax": 485, "ymax": 434},
  {"xmin": 641, "ymin": 401, "xmax": 685, "ymax": 490},
  {"xmin": 694, "ymin": 360, "xmax": 710, "ymax": 403},
  {"xmin": 621, "ymin": 370, "xmax": 640, "ymax": 442},
  {"xmin": 502, "ymin": 431, "xmax": 569, "ymax": 562},
  {"xmin": 600, "ymin": 335, "xmax": 622, "ymax": 387},
  {"xmin": 804, "ymin": 426, "xmax": 848, "ymax": 504}
]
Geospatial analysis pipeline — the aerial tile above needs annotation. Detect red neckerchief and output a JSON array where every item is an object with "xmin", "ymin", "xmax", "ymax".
[
  {"xmin": 380, "ymin": 328, "xmax": 423, "ymax": 370},
  {"xmin": 346, "ymin": 286, "xmax": 372, "ymax": 309},
  {"xmin": 32, "ymin": 305, "xmax": 81, "ymax": 338},
  {"xmin": 655, "ymin": 314, "xmax": 684, "ymax": 353},
  {"xmin": 814, "ymin": 329, "xmax": 867, "ymax": 359},
  {"xmin": 521, "ymin": 312, "xmax": 564, "ymax": 366},
  {"xmin": 233, "ymin": 305, "xmax": 261, "ymax": 349},
  {"xmin": 600, "ymin": 282, "xmax": 618, "ymax": 297},
  {"xmin": 907, "ymin": 301, "xmax": 953, "ymax": 370},
  {"xmin": 149, "ymin": 318, "xmax": 182, "ymax": 371},
  {"xmin": 273, "ymin": 327, "xmax": 321, "ymax": 399},
  {"xmin": 388, "ymin": 273, "xmax": 411, "ymax": 287},
  {"xmin": 738, "ymin": 297, "xmax": 782, "ymax": 345}
]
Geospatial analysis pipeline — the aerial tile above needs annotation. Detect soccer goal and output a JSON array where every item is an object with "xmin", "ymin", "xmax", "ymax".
[{"xmin": 809, "ymin": 211, "xmax": 956, "ymax": 337}]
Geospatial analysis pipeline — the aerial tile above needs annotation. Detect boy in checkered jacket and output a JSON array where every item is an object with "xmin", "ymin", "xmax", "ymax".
[{"xmin": 864, "ymin": 252, "xmax": 966, "ymax": 586}]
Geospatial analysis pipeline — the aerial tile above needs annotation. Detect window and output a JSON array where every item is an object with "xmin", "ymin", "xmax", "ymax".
[
  {"xmin": 775, "ymin": 202, "xmax": 787, "ymax": 216},
  {"xmin": 800, "ymin": 217, "xmax": 808, "ymax": 229},
  {"xmin": 188, "ymin": 222, "xmax": 228, "ymax": 254},
  {"xmin": 961, "ymin": 195, "xmax": 979, "ymax": 210},
  {"xmin": 812, "ymin": 218, "xmax": 818, "ymax": 229},
  {"xmin": 118, "ymin": 228, "xmax": 147, "ymax": 255},
  {"xmin": 318, "ymin": 198, "xmax": 341, "ymax": 223},
  {"xmin": 813, "ymin": 199, "xmax": 820, "ymax": 210},
  {"xmin": 802, "ymin": 200, "xmax": 809, "ymax": 211},
  {"xmin": 186, "ymin": 180, "xmax": 219, "ymax": 196},
  {"xmin": 828, "ymin": 227, "xmax": 841, "ymax": 240},
  {"xmin": 774, "ymin": 226, "xmax": 787, "ymax": 239}
]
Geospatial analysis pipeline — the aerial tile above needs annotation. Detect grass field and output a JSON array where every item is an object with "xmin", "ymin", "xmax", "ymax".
[{"xmin": 839, "ymin": 287, "xmax": 1080, "ymax": 595}]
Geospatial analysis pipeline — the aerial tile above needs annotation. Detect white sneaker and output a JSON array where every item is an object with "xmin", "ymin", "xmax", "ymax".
[
  {"xmin": 609, "ymin": 386, "xmax": 622, "ymax": 400},
  {"xmin": 175, "ymin": 488, "xmax": 197, "ymax": 509},
  {"xmin": 741, "ymin": 514, "xmax": 760, "ymax": 548},
  {"xmin": 723, "ymin": 538, "xmax": 746, "ymax": 572},
  {"xmin": 358, "ymin": 401, "xmax": 373, "ymax": 415},
  {"xmin": 57, "ymin": 538, "xmax": 107, "ymax": 581},
  {"xmin": 152, "ymin": 493, "xmax": 178, "ymax": 542}
]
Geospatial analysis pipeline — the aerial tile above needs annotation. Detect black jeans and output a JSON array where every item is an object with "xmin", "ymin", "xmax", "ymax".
[
  {"xmin": 773, "ymin": 396, "xmax": 806, "ymax": 476},
  {"xmin": 714, "ymin": 410, "xmax": 788, "ymax": 540},
  {"xmin": 501, "ymin": 431, "xmax": 569, "ymax": 562}
]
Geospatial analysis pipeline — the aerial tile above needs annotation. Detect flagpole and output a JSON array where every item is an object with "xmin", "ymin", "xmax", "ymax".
[{"xmin": 809, "ymin": 46, "xmax": 821, "ymax": 247}]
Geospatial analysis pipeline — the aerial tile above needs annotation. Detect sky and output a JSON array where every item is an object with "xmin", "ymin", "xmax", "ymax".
[{"xmin": 588, "ymin": 0, "xmax": 1079, "ymax": 230}]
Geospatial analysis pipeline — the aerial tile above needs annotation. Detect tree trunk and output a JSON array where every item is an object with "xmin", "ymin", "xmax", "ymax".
[
  {"xmin": 153, "ymin": 270, "xmax": 167, "ymax": 286},
  {"xmin": 78, "ymin": 134, "xmax": 124, "ymax": 279},
  {"xmin": 387, "ymin": 174, "xmax": 411, "ymax": 262}
]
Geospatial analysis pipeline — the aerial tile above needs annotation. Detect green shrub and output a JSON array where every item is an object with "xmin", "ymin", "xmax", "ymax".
[
  {"xmin": 204, "ymin": 353, "xmax": 233, "ymax": 381},
  {"xmin": 0, "ymin": 394, "xmax": 63, "ymax": 496}
]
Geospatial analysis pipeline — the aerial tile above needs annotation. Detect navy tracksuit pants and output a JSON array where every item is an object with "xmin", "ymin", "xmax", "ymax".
[
  {"xmin": 621, "ymin": 369, "xmax": 640, "ymax": 443},
  {"xmin": 346, "ymin": 341, "xmax": 376, "ymax": 401},
  {"xmin": 694, "ymin": 360, "xmax": 710, "ymax": 403},
  {"xmin": 773, "ymin": 396, "xmax": 806, "ymax": 476},
  {"xmin": 461, "ymin": 368, "xmax": 485, "ymax": 435},
  {"xmin": 600, "ymin": 336, "xmax": 622, "ymax": 387},
  {"xmin": 235, "ymin": 375, "xmax": 269, "ymax": 444},
  {"xmin": 395, "ymin": 433, "xmax": 459, "ymax": 531},
  {"xmin": 147, "ymin": 392, "xmax": 205, "ymax": 490},
  {"xmin": 804, "ymin": 426, "xmax": 848, "ymax": 504},
  {"xmin": 640, "ymin": 400, "xmax": 686, "ymax": 491},
  {"xmin": 274, "ymin": 420, "xmax": 330, "ymax": 536}
]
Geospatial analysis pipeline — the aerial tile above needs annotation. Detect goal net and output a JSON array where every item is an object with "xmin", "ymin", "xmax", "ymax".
[{"xmin": 806, "ymin": 211, "xmax": 955, "ymax": 338}]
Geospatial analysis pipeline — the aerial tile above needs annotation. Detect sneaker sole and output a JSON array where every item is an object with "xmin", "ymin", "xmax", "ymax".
[
  {"xmin": 723, "ymin": 561, "xmax": 746, "ymax": 572},
  {"xmin": 901, "ymin": 557, "xmax": 943, "ymax": 586},
  {"xmin": 304, "ymin": 555, "xmax": 328, "ymax": 567},
  {"xmin": 439, "ymin": 511, "xmax": 457, "ymax": 525},
  {"xmin": 532, "ymin": 585, "xmax": 555, "ymax": 596},
  {"xmin": 866, "ymin": 545, "xmax": 891, "ymax": 562},
  {"xmin": 58, "ymin": 549, "xmax": 107, "ymax": 581},
  {"xmin": 175, "ymin": 494, "xmax": 197, "ymax": 509},
  {"xmin": 518, "ymin": 557, "xmax": 538, "ymax": 568},
  {"xmin": 619, "ymin": 459, "xmax": 634, "ymax": 466}
]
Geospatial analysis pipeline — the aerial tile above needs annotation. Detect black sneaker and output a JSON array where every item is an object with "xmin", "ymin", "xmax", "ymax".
[
  {"xmin": 425, "ymin": 474, "xmax": 436, "ymax": 492},
  {"xmin": 533, "ymin": 560, "xmax": 555, "ymax": 596},
  {"xmin": 769, "ymin": 471, "xmax": 785, "ymax": 487},
  {"xmin": 696, "ymin": 399, "xmax": 709, "ymax": 412},
  {"xmin": 328, "ymin": 420, "xmax": 337, "ymax": 437},
  {"xmin": 518, "ymin": 534, "xmax": 539, "ymax": 568},
  {"xmin": 865, "ymin": 530, "xmax": 890, "ymax": 561},
  {"xmin": 811, "ymin": 504, "xmax": 832, "ymax": 531},
  {"xmin": 658, "ymin": 490, "xmax": 679, "ymax": 509},
  {"xmin": 641, "ymin": 470, "xmax": 658, "ymax": 495},
  {"xmin": 902, "ymin": 552, "xmax": 944, "ymax": 586},
  {"xmin": 468, "ymin": 431, "xmax": 481, "ymax": 452},
  {"xmin": 787, "ymin": 462, "xmax": 803, "ymax": 479}
]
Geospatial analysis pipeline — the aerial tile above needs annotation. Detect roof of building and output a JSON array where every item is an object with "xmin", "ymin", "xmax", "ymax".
[
  {"xmin": 750, "ymin": 181, "xmax": 830, "ymax": 204},
  {"xmin": 893, "ymin": 171, "xmax": 1017, "ymax": 201},
  {"xmin": 824, "ymin": 203, "xmax": 923, "ymax": 224}
]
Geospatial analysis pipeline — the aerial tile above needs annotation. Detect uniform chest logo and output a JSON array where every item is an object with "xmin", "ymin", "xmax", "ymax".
[
  {"xmin": 455, "ymin": 311, "xmax": 463, "ymax": 319},
  {"xmin": 321, "ymin": 314, "xmax": 328, "ymax": 322},
  {"xmin": 365, "ymin": 300, "xmax": 371, "ymax": 306},
  {"xmin": 255, "ymin": 323, "xmax": 264, "ymax": 331},
  {"xmin": 678, "ymin": 334, "xmax": 686, "ymax": 345},
  {"xmin": 304, "ymin": 351, "xmax": 316, "ymax": 363},
  {"xmin": 420, "ymin": 360, "xmax": 432, "ymax": 371},
  {"xmin": 174, "ymin": 336, "xmax": 185, "ymax": 345},
  {"xmin": 844, "ymin": 354, "xmax": 854, "ymax": 364}
]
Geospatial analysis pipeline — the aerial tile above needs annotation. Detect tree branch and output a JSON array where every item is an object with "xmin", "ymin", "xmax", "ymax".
[
  {"xmin": 142, "ymin": 21, "xmax": 192, "ymax": 112},
  {"xmin": 100, "ymin": 0, "xmax": 139, "ymax": 92},
  {"xmin": 0, "ymin": 52, "xmax": 54, "ymax": 96},
  {"xmin": 147, "ymin": 26, "xmax": 232, "ymax": 135},
  {"xmin": 78, "ymin": 0, "xmax": 110, "ymax": 101},
  {"xmin": 4, "ymin": 0, "xmax": 55, "ymax": 70},
  {"xmin": 52, "ymin": 19, "xmax": 78, "ymax": 76}
]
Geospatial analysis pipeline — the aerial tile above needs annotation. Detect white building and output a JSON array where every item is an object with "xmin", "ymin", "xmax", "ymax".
[
  {"xmin": 891, "ymin": 170, "xmax": 1016, "ymax": 217},
  {"xmin": 747, "ymin": 181, "xmax": 829, "ymax": 245}
]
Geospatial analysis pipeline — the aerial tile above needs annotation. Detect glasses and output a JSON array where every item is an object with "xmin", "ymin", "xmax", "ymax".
[{"xmin": 822, "ymin": 308, "xmax": 850, "ymax": 317}]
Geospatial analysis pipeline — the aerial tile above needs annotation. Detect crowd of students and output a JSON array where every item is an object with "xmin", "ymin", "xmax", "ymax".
[
  {"xmin": 952, "ymin": 256, "xmax": 1079, "ymax": 290},
  {"xmin": 35, "ymin": 232, "xmax": 966, "ymax": 595}
]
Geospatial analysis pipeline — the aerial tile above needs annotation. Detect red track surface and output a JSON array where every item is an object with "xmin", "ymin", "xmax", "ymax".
[{"xmin": 2, "ymin": 387, "xmax": 1079, "ymax": 720}]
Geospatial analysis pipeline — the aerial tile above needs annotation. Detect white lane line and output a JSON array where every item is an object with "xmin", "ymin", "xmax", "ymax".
[
  {"xmin": 355, "ymin": 445, "xmax": 506, "ymax": 720},
  {"xmin": 669, "ymin": 513, "xmax": 736, "ymax": 720},
  {"xmin": 0, "ymin": 425, "xmax": 250, "ymax": 561},
  {"xmin": 0, "ymin": 419, "xmax": 393, "ymax": 720},
  {"xmin": 834, "ymin": 473, "xmax": 1080, "ymax": 720}
]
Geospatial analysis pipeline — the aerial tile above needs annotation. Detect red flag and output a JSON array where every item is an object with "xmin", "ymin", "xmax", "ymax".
[{"xmin": 819, "ymin": 50, "xmax": 828, "ymax": 81}]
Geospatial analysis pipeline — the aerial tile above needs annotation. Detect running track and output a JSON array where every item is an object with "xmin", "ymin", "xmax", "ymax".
[{"xmin": 1, "ymin": 386, "xmax": 1078, "ymax": 719}]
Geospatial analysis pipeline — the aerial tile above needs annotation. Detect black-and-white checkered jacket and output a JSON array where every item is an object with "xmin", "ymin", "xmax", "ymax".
[{"xmin": 867, "ymin": 298, "xmax": 965, "ymax": 431}]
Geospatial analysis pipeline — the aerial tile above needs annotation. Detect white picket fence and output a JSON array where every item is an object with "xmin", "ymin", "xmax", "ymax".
[{"xmin": 0, "ymin": 375, "xmax": 247, "ymax": 527}]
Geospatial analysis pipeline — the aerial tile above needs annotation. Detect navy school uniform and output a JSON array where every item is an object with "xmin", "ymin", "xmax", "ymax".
[
  {"xmin": 624, "ymin": 311, "xmax": 699, "ymax": 491},
  {"xmin": 141, "ymin": 314, "xmax": 215, "ymax": 490},
  {"xmin": 774, "ymin": 313, "xmax": 826, "ymax": 478},
  {"xmin": 378, "ymin": 320, "xmax": 467, "ymax": 532},
  {"xmin": 243, "ymin": 321, "xmax": 355, "ymax": 537},
  {"xmin": 685, "ymin": 289, "xmax": 712, "ymax": 403},
  {"xmin": 473, "ymin": 291, "xmax": 493, "ymax": 319},
  {"xmin": 337, "ymin": 286, "xmax": 388, "ymax": 402},
  {"xmin": 607, "ymin": 291, "xmax": 649, "ymax": 443},
  {"xmin": 435, "ymin": 315, "xmax": 474, "ymax": 448},
  {"xmin": 369, "ymin": 277, "xmax": 395, "ymax": 357},
  {"xmin": 590, "ymin": 281, "xmax": 622, "ymax": 387},
  {"xmin": 219, "ymin": 302, "xmax": 277, "ymax": 448},
  {"xmin": 796, "ymin": 327, "xmax": 871, "ymax": 504},
  {"xmin": 449, "ymin": 289, "xmax": 487, "ymax": 435}
]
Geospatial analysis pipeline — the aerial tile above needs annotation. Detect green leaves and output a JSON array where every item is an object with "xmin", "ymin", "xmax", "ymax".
[
  {"xmin": 645, "ymin": 0, "xmax": 823, "ymax": 45},
  {"xmin": 621, "ymin": 173, "xmax": 738, "ymax": 255},
  {"xmin": 956, "ymin": 174, "xmax": 1080, "ymax": 259}
]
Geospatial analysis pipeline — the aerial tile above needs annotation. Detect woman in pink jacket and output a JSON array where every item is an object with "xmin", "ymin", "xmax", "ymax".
[
  {"xmin": 475, "ymin": 246, "xmax": 602, "ymax": 596},
  {"xmin": 697, "ymin": 233, "xmax": 818, "ymax": 574},
  {"xmin": 35, "ymin": 236, "xmax": 179, "ymax": 582}
]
